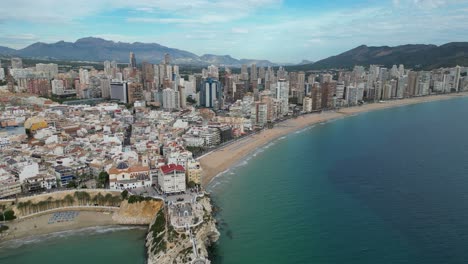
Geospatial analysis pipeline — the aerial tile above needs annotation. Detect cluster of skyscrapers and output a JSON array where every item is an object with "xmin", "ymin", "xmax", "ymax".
[{"xmin": 1, "ymin": 54, "xmax": 467, "ymax": 129}]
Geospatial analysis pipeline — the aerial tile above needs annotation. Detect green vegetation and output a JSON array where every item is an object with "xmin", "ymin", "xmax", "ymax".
[
  {"xmin": 121, "ymin": 190, "xmax": 129, "ymax": 200},
  {"xmin": 167, "ymin": 225, "xmax": 179, "ymax": 242},
  {"xmin": 0, "ymin": 225, "xmax": 9, "ymax": 233},
  {"xmin": 16, "ymin": 191, "xmax": 121, "ymax": 216},
  {"xmin": 127, "ymin": 195, "xmax": 156, "ymax": 204},
  {"xmin": 40, "ymin": 94, "xmax": 78, "ymax": 104},
  {"xmin": 186, "ymin": 96, "xmax": 197, "ymax": 104},
  {"xmin": 186, "ymin": 146, "xmax": 206, "ymax": 157},
  {"xmin": 151, "ymin": 209, "xmax": 167, "ymax": 254},
  {"xmin": 1, "ymin": 210, "xmax": 16, "ymax": 221},
  {"xmin": 187, "ymin": 181, "xmax": 197, "ymax": 189},
  {"xmin": 97, "ymin": 171, "xmax": 109, "ymax": 188},
  {"xmin": 66, "ymin": 180, "xmax": 78, "ymax": 189}
]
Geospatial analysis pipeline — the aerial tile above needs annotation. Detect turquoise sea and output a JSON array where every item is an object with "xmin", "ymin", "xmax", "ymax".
[
  {"xmin": 208, "ymin": 96, "xmax": 468, "ymax": 264},
  {"xmin": 0, "ymin": 226, "xmax": 147, "ymax": 264},
  {"xmin": 2, "ymin": 96, "xmax": 468, "ymax": 264}
]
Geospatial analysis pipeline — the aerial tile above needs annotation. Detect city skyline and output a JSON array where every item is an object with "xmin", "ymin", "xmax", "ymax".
[{"xmin": 1, "ymin": 0, "xmax": 468, "ymax": 63}]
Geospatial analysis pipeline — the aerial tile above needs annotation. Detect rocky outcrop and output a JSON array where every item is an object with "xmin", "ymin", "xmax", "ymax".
[
  {"xmin": 146, "ymin": 196, "xmax": 220, "ymax": 264},
  {"xmin": 113, "ymin": 199, "xmax": 163, "ymax": 225}
]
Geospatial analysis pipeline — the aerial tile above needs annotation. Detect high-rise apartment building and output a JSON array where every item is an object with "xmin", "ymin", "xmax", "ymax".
[
  {"xmin": 129, "ymin": 52, "xmax": 137, "ymax": 68},
  {"xmin": 11, "ymin": 58, "xmax": 23, "ymax": 69}
]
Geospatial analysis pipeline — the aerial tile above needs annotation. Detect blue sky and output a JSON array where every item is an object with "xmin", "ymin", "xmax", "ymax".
[{"xmin": 0, "ymin": 0, "xmax": 467, "ymax": 63}]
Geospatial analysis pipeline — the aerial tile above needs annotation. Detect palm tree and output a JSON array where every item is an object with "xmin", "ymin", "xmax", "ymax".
[
  {"xmin": 47, "ymin": 197, "xmax": 53, "ymax": 210},
  {"xmin": 64, "ymin": 194, "xmax": 74, "ymax": 206},
  {"xmin": 104, "ymin": 193, "xmax": 113, "ymax": 206},
  {"xmin": 82, "ymin": 192, "xmax": 91, "ymax": 205},
  {"xmin": 17, "ymin": 202, "xmax": 24, "ymax": 215},
  {"xmin": 95, "ymin": 193, "xmax": 104, "ymax": 206}
]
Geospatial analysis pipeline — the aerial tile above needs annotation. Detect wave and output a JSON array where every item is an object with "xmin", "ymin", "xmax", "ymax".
[{"xmin": 0, "ymin": 226, "xmax": 145, "ymax": 249}]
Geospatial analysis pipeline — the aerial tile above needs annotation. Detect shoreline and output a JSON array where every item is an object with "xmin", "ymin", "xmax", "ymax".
[
  {"xmin": 200, "ymin": 92, "xmax": 468, "ymax": 186},
  {"xmin": 0, "ymin": 210, "xmax": 131, "ymax": 242}
]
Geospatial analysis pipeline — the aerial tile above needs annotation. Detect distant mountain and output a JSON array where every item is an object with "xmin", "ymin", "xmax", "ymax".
[
  {"xmin": 199, "ymin": 54, "xmax": 241, "ymax": 66},
  {"xmin": 0, "ymin": 37, "xmax": 277, "ymax": 67},
  {"xmin": 0, "ymin": 46, "xmax": 16, "ymax": 56},
  {"xmin": 289, "ymin": 42, "xmax": 468, "ymax": 71},
  {"xmin": 297, "ymin": 60, "xmax": 314, "ymax": 65}
]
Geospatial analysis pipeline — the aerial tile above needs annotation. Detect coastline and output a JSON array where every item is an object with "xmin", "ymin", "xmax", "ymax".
[
  {"xmin": 200, "ymin": 92, "xmax": 468, "ymax": 186},
  {"xmin": 0, "ymin": 210, "xmax": 122, "ymax": 242}
]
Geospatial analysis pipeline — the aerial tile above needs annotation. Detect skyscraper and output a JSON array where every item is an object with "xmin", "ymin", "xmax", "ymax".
[
  {"xmin": 11, "ymin": 58, "xmax": 23, "ymax": 69},
  {"xmin": 250, "ymin": 64, "xmax": 257, "ymax": 83},
  {"xmin": 241, "ymin": 64, "xmax": 249, "ymax": 81},
  {"xmin": 104, "ymin": 61, "xmax": 112, "ymax": 77},
  {"xmin": 200, "ymin": 78, "xmax": 222, "ymax": 108},
  {"xmin": 164, "ymin": 53, "xmax": 171, "ymax": 65},
  {"xmin": 276, "ymin": 79, "xmax": 289, "ymax": 116},
  {"xmin": 129, "ymin": 52, "xmax": 137, "ymax": 68},
  {"xmin": 163, "ymin": 88, "xmax": 176, "ymax": 110}
]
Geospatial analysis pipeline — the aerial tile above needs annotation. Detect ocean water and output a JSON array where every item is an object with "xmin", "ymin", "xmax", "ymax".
[
  {"xmin": 208, "ymin": 96, "xmax": 468, "ymax": 264},
  {"xmin": 0, "ymin": 226, "xmax": 147, "ymax": 264}
]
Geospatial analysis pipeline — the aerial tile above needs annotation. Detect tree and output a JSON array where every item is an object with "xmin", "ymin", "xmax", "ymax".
[
  {"xmin": 187, "ymin": 181, "xmax": 197, "ymax": 189},
  {"xmin": 64, "ymin": 194, "xmax": 75, "ymax": 206},
  {"xmin": 3, "ymin": 210, "xmax": 16, "ymax": 221},
  {"xmin": 104, "ymin": 193, "xmax": 113, "ymax": 206},
  {"xmin": 121, "ymin": 190, "xmax": 129, "ymax": 200},
  {"xmin": 97, "ymin": 171, "xmax": 109, "ymax": 188},
  {"xmin": 186, "ymin": 96, "xmax": 197, "ymax": 104},
  {"xmin": 67, "ymin": 180, "xmax": 78, "ymax": 189}
]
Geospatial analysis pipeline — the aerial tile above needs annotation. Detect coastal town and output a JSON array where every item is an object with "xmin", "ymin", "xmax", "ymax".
[{"xmin": 0, "ymin": 53, "xmax": 467, "ymax": 263}]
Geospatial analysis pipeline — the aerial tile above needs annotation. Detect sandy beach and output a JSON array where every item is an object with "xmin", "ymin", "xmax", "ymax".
[
  {"xmin": 200, "ymin": 92, "xmax": 468, "ymax": 186},
  {"xmin": 0, "ymin": 210, "xmax": 120, "ymax": 242}
]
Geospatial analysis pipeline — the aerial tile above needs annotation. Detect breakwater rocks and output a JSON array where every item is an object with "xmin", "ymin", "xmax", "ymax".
[{"xmin": 146, "ymin": 196, "xmax": 220, "ymax": 264}]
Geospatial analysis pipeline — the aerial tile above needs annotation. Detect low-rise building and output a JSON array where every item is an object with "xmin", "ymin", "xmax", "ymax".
[
  {"xmin": 108, "ymin": 162, "xmax": 151, "ymax": 190},
  {"xmin": 186, "ymin": 160, "xmax": 202, "ymax": 185},
  {"xmin": 0, "ymin": 174, "xmax": 21, "ymax": 198},
  {"xmin": 24, "ymin": 174, "xmax": 57, "ymax": 192}
]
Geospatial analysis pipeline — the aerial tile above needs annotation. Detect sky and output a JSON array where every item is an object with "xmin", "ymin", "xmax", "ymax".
[{"xmin": 0, "ymin": 0, "xmax": 467, "ymax": 63}]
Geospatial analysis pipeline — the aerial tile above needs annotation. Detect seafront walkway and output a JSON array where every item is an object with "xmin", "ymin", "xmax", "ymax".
[{"xmin": 0, "ymin": 189, "xmax": 122, "ymax": 203}]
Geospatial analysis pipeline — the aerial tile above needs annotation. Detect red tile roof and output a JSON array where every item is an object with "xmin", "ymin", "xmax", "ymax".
[{"xmin": 160, "ymin": 164, "xmax": 185, "ymax": 174}]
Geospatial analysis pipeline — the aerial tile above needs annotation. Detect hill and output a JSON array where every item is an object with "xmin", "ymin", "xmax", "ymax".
[
  {"xmin": 0, "ymin": 37, "xmax": 277, "ymax": 67},
  {"xmin": 287, "ymin": 42, "xmax": 468, "ymax": 71}
]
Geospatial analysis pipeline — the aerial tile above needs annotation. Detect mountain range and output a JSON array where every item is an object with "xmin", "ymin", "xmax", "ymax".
[
  {"xmin": 0, "ymin": 37, "xmax": 467, "ymax": 70},
  {"xmin": 0, "ymin": 37, "xmax": 277, "ymax": 67},
  {"xmin": 288, "ymin": 42, "xmax": 468, "ymax": 71}
]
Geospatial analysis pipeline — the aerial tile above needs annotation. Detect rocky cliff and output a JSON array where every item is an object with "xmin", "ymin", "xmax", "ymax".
[
  {"xmin": 146, "ymin": 196, "xmax": 220, "ymax": 264},
  {"xmin": 113, "ymin": 199, "xmax": 163, "ymax": 225}
]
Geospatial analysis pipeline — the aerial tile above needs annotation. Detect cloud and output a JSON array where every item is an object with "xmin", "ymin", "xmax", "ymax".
[
  {"xmin": 231, "ymin": 28, "xmax": 249, "ymax": 34},
  {"xmin": 0, "ymin": 0, "xmax": 282, "ymax": 24},
  {"xmin": 1, "ymin": 0, "xmax": 467, "ymax": 62},
  {"xmin": 393, "ymin": 0, "xmax": 461, "ymax": 8}
]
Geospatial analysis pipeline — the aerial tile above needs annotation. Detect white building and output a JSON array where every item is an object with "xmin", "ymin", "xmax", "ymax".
[
  {"xmin": 275, "ymin": 79, "xmax": 289, "ymax": 116},
  {"xmin": 12, "ymin": 160, "xmax": 40, "ymax": 183},
  {"xmin": 51, "ymin": 79, "xmax": 65, "ymax": 95},
  {"xmin": 303, "ymin": 97, "xmax": 312, "ymax": 112},
  {"xmin": 0, "ymin": 173, "xmax": 21, "ymax": 198},
  {"xmin": 163, "ymin": 88, "xmax": 176, "ymax": 110},
  {"xmin": 108, "ymin": 162, "xmax": 152, "ymax": 190},
  {"xmin": 36, "ymin": 63, "xmax": 58, "ymax": 79},
  {"xmin": 158, "ymin": 164, "xmax": 186, "ymax": 194}
]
